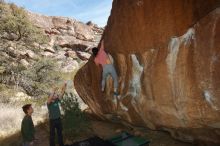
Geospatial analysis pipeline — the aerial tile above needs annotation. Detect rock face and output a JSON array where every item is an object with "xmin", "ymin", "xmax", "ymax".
[
  {"xmin": 0, "ymin": 10, "xmax": 103, "ymax": 73},
  {"xmin": 27, "ymin": 12, "xmax": 103, "ymax": 72},
  {"xmin": 74, "ymin": 0, "xmax": 220, "ymax": 144},
  {"xmin": 27, "ymin": 12, "xmax": 103, "ymax": 46}
]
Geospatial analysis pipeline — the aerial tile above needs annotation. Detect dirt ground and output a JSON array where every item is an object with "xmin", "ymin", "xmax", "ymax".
[
  {"xmin": 0, "ymin": 117, "xmax": 194, "ymax": 146},
  {"xmin": 87, "ymin": 120, "xmax": 193, "ymax": 146}
]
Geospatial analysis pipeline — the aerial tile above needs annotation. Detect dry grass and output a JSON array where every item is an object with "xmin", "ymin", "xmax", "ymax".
[{"xmin": 0, "ymin": 103, "xmax": 47, "ymax": 138}]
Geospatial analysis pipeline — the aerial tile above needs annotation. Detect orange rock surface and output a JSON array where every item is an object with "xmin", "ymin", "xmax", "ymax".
[{"xmin": 75, "ymin": 0, "xmax": 220, "ymax": 144}]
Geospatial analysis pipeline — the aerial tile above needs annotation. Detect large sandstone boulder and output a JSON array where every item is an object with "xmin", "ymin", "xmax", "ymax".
[{"xmin": 74, "ymin": 0, "xmax": 220, "ymax": 144}]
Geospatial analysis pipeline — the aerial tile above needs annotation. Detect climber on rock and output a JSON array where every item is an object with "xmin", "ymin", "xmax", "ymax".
[{"xmin": 92, "ymin": 40, "xmax": 119, "ymax": 103}]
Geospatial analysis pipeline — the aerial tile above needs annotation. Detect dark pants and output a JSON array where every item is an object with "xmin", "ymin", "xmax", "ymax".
[{"xmin": 49, "ymin": 118, "xmax": 64, "ymax": 146}]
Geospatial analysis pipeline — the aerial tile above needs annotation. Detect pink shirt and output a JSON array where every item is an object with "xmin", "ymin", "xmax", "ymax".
[{"xmin": 94, "ymin": 46, "xmax": 109, "ymax": 66}]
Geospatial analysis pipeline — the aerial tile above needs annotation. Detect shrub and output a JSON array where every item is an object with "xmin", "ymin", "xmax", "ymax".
[
  {"xmin": 0, "ymin": 58, "xmax": 63, "ymax": 97},
  {"xmin": 61, "ymin": 92, "xmax": 90, "ymax": 141},
  {"xmin": 20, "ymin": 58, "xmax": 63, "ymax": 97},
  {"xmin": 0, "ymin": 2, "xmax": 48, "ymax": 44}
]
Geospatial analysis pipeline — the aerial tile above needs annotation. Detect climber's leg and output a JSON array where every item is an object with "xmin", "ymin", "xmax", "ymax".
[
  {"xmin": 109, "ymin": 64, "xmax": 118, "ymax": 94},
  {"xmin": 101, "ymin": 65, "xmax": 109, "ymax": 92},
  {"xmin": 106, "ymin": 64, "xmax": 119, "ymax": 105}
]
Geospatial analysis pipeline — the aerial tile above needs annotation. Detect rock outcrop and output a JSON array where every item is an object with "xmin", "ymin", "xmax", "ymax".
[
  {"xmin": 0, "ymin": 10, "xmax": 103, "ymax": 73},
  {"xmin": 74, "ymin": 0, "xmax": 220, "ymax": 144},
  {"xmin": 27, "ymin": 12, "xmax": 103, "ymax": 47},
  {"xmin": 27, "ymin": 12, "xmax": 103, "ymax": 72}
]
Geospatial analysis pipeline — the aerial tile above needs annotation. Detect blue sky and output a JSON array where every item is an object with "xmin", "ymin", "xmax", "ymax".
[{"xmin": 6, "ymin": 0, "xmax": 112, "ymax": 27}]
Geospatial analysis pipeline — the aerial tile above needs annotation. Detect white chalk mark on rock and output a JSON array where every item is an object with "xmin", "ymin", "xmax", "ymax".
[
  {"xmin": 129, "ymin": 54, "xmax": 144, "ymax": 103},
  {"xmin": 166, "ymin": 37, "xmax": 181, "ymax": 81},
  {"xmin": 120, "ymin": 54, "xmax": 144, "ymax": 102},
  {"xmin": 166, "ymin": 28, "xmax": 195, "ymax": 82},
  {"xmin": 119, "ymin": 102, "xmax": 128, "ymax": 112},
  {"xmin": 203, "ymin": 90, "xmax": 218, "ymax": 110},
  {"xmin": 165, "ymin": 28, "xmax": 195, "ymax": 126},
  {"xmin": 137, "ymin": 0, "xmax": 144, "ymax": 6}
]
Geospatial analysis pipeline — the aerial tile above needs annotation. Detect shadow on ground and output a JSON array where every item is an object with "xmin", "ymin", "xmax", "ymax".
[
  {"xmin": 0, "ymin": 122, "xmax": 49, "ymax": 146},
  {"xmin": 0, "ymin": 115, "xmax": 194, "ymax": 146}
]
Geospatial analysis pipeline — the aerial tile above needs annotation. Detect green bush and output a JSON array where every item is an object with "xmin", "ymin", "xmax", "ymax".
[
  {"xmin": 0, "ymin": 57, "xmax": 63, "ymax": 97},
  {"xmin": 21, "ymin": 58, "xmax": 63, "ymax": 96},
  {"xmin": 0, "ymin": 2, "xmax": 48, "ymax": 44},
  {"xmin": 61, "ymin": 92, "xmax": 90, "ymax": 141}
]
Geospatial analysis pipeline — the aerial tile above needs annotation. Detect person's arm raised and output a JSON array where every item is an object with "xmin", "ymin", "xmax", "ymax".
[
  {"xmin": 47, "ymin": 92, "xmax": 54, "ymax": 104},
  {"xmin": 59, "ymin": 82, "xmax": 67, "ymax": 99}
]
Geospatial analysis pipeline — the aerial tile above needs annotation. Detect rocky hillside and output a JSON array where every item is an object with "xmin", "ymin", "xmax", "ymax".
[
  {"xmin": 0, "ymin": 12, "xmax": 103, "ymax": 73},
  {"xmin": 0, "ymin": 2, "xmax": 103, "ymax": 99},
  {"xmin": 27, "ymin": 11, "xmax": 103, "ymax": 63},
  {"xmin": 75, "ymin": 0, "xmax": 220, "ymax": 145}
]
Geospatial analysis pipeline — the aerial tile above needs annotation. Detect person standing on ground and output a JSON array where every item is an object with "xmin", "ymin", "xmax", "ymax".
[
  {"xmin": 47, "ymin": 82, "xmax": 67, "ymax": 146},
  {"xmin": 21, "ymin": 104, "xmax": 35, "ymax": 146},
  {"xmin": 92, "ymin": 40, "xmax": 119, "ymax": 103}
]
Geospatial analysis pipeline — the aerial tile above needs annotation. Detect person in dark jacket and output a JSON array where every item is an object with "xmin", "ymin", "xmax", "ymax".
[
  {"xmin": 47, "ymin": 82, "xmax": 67, "ymax": 146},
  {"xmin": 21, "ymin": 104, "xmax": 35, "ymax": 146}
]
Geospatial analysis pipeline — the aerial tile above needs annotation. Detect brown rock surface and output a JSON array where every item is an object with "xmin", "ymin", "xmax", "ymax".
[
  {"xmin": 104, "ymin": 0, "xmax": 220, "ymax": 53},
  {"xmin": 74, "ymin": 0, "xmax": 220, "ymax": 144}
]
